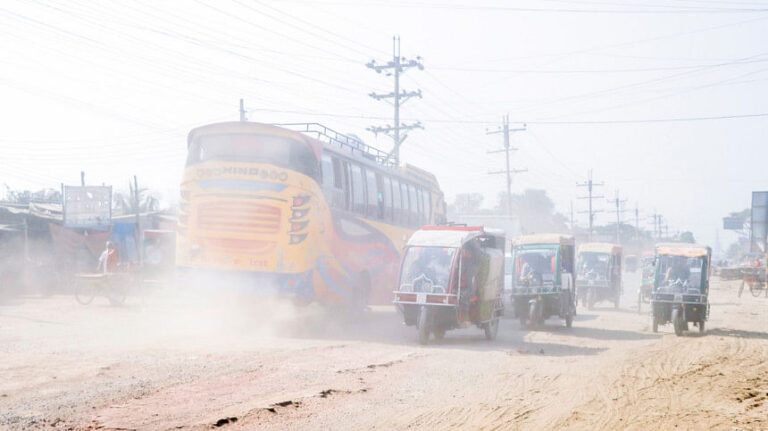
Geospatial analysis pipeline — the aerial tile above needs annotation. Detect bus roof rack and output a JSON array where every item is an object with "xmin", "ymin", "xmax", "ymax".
[{"xmin": 273, "ymin": 123, "xmax": 395, "ymax": 167}]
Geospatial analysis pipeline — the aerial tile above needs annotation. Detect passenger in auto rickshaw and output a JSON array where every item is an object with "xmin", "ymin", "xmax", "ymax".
[
  {"xmin": 517, "ymin": 250, "xmax": 555, "ymax": 287},
  {"xmin": 665, "ymin": 258, "xmax": 690, "ymax": 284},
  {"xmin": 458, "ymin": 239, "xmax": 490, "ymax": 318}
]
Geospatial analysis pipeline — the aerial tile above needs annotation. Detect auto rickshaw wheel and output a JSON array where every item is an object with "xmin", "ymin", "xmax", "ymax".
[
  {"xmin": 672, "ymin": 308, "xmax": 683, "ymax": 336},
  {"xmin": 484, "ymin": 318, "xmax": 499, "ymax": 340},
  {"xmin": 433, "ymin": 328, "xmax": 446, "ymax": 341},
  {"xmin": 586, "ymin": 289, "xmax": 596, "ymax": 310},
  {"xmin": 417, "ymin": 306, "xmax": 431, "ymax": 345},
  {"xmin": 564, "ymin": 313, "xmax": 573, "ymax": 328},
  {"xmin": 698, "ymin": 319, "xmax": 705, "ymax": 334},
  {"xmin": 651, "ymin": 313, "xmax": 658, "ymax": 333}
]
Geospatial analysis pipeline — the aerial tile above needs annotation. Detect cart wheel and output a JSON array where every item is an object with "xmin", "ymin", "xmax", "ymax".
[
  {"xmin": 417, "ymin": 306, "xmax": 431, "ymax": 345},
  {"xmin": 672, "ymin": 308, "xmax": 683, "ymax": 336},
  {"xmin": 698, "ymin": 319, "xmax": 705, "ymax": 334},
  {"xmin": 74, "ymin": 279, "xmax": 96, "ymax": 305},
  {"xmin": 433, "ymin": 328, "xmax": 446, "ymax": 341},
  {"xmin": 484, "ymin": 318, "xmax": 499, "ymax": 340},
  {"xmin": 750, "ymin": 281, "xmax": 764, "ymax": 297}
]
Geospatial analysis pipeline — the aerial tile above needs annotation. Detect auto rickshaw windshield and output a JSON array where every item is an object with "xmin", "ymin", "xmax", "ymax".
[
  {"xmin": 514, "ymin": 248, "xmax": 557, "ymax": 285},
  {"xmin": 577, "ymin": 253, "xmax": 610, "ymax": 279},
  {"xmin": 399, "ymin": 246, "xmax": 457, "ymax": 293},
  {"xmin": 654, "ymin": 255, "xmax": 705, "ymax": 292}
]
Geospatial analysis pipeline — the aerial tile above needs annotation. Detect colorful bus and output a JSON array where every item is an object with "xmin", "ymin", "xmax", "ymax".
[{"xmin": 176, "ymin": 121, "xmax": 446, "ymax": 307}]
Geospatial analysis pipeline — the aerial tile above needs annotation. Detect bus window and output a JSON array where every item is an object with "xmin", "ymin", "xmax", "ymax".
[
  {"xmin": 408, "ymin": 184, "xmax": 419, "ymax": 227},
  {"xmin": 320, "ymin": 154, "xmax": 332, "ymax": 186},
  {"xmin": 366, "ymin": 168, "xmax": 378, "ymax": 218},
  {"xmin": 331, "ymin": 157, "xmax": 342, "ymax": 189},
  {"xmin": 376, "ymin": 173, "xmax": 387, "ymax": 220},
  {"xmin": 392, "ymin": 178, "xmax": 402, "ymax": 225},
  {"xmin": 422, "ymin": 190, "xmax": 432, "ymax": 223},
  {"xmin": 350, "ymin": 164, "xmax": 366, "ymax": 214},
  {"xmin": 400, "ymin": 181, "xmax": 409, "ymax": 226},
  {"xmin": 342, "ymin": 160, "xmax": 351, "ymax": 211}
]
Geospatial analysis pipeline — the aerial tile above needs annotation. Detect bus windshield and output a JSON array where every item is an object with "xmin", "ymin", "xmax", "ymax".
[{"xmin": 187, "ymin": 133, "xmax": 319, "ymax": 178}]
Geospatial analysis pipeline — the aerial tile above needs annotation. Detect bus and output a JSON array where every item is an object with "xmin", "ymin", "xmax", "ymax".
[{"xmin": 176, "ymin": 121, "xmax": 446, "ymax": 307}]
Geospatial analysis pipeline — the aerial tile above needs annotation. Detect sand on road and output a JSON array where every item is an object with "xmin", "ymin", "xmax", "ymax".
[{"xmin": 0, "ymin": 276, "xmax": 766, "ymax": 430}]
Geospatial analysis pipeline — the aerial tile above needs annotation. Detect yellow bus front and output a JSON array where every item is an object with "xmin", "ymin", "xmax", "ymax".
[{"xmin": 176, "ymin": 122, "xmax": 324, "ymax": 300}]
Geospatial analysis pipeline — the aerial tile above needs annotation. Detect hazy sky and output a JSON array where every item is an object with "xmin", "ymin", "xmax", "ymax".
[{"xmin": 1, "ymin": 0, "xmax": 767, "ymax": 249}]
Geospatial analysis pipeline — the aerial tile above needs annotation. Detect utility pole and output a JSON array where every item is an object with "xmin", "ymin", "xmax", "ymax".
[
  {"xmin": 634, "ymin": 203, "xmax": 640, "ymax": 242},
  {"xmin": 607, "ymin": 190, "xmax": 628, "ymax": 244},
  {"xmin": 577, "ymin": 170, "xmax": 604, "ymax": 241},
  {"xmin": 367, "ymin": 36, "xmax": 424, "ymax": 166},
  {"xmin": 487, "ymin": 115, "xmax": 526, "ymax": 218},
  {"xmin": 239, "ymin": 98, "xmax": 247, "ymax": 122},
  {"xmin": 648, "ymin": 210, "xmax": 663, "ymax": 240}
]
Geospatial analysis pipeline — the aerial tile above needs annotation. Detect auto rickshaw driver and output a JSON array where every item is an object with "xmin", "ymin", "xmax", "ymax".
[{"xmin": 665, "ymin": 257, "xmax": 690, "ymax": 285}]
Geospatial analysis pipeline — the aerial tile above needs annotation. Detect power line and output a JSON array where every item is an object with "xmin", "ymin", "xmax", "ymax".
[{"xmin": 430, "ymin": 58, "xmax": 768, "ymax": 74}]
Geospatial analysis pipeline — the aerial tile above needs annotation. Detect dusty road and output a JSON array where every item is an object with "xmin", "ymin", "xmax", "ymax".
[{"xmin": 1, "ymin": 275, "xmax": 766, "ymax": 430}]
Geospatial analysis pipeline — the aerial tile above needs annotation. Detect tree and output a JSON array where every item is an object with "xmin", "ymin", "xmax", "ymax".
[
  {"xmin": 451, "ymin": 193, "xmax": 484, "ymax": 215},
  {"xmin": 679, "ymin": 231, "xmax": 696, "ymax": 243},
  {"xmin": 504, "ymin": 189, "xmax": 568, "ymax": 234},
  {"xmin": 112, "ymin": 185, "xmax": 159, "ymax": 216}
]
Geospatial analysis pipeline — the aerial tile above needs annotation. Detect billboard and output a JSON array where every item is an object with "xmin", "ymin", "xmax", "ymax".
[
  {"xmin": 722, "ymin": 217, "xmax": 744, "ymax": 230},
  {"xmin": 751, "ymin": 191, "xmax": 768, "ymax": 252},
  {"xmin": 63, "ymin": 185, "xmax": 112, "ymax": 229}
]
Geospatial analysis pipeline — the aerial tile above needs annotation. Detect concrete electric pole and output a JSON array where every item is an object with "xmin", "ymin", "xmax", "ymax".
[
  {"xmin": 577, "ymin": 170, "xmax": 604, "ymax": 241},
  {"xmin": 607, "ymin": 190, "xmax": 628, "ymax": 244},
  {"xmin": 366, "ymin": 36, "xmax": 424, "ymax": 166},
  {"xmin": 487, "ymin": 115, "xmax": 527, "ymax": 219}
]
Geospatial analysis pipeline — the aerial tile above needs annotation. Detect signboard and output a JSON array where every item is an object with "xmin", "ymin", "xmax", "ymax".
[
  {"xmin": 722, "ymin": 217, "xmax": 744, "ymax": 230},
  {"xmin": 63, "ymin": 185, "xmax": 112, "ymax": 229},
  {"xmin": 750, "ymin": 191, "xmax": 768, "ymax": 252}
]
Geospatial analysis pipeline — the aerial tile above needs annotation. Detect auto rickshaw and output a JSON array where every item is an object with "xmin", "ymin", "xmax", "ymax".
[
  {"xmin": 394, "ymin": 225, "xmax": 505, "ymax": 345},
  {"xmin": 624, "ymin": 254, "xmax": 639, "ymax": 273},
  {"xmin": 650, "ymin": 243, "xmax": 711, "ymax": 335},
  {"xmin": 509, "ymin": 234, "xmax": 576, "ymax": 328},
  {"xmin": 576, "ymin": 243, "xmax": 622, "ymax": 309},
  {"xmin": 637, "ymin": 254, "xmax": 655, "ymax": 313}
]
